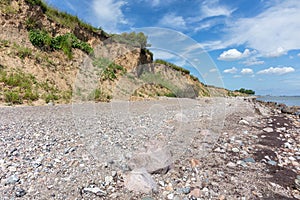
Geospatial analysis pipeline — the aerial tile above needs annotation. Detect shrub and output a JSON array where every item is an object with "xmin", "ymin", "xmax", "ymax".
[
  {"xmin": 93, "ymin": 57, "xmax": 126, "ymax": 81},
  {"xmin": 29, "ymin": 30, "xmax": 52, "ymax": 50},
  {"xmin": 29, "ymin": 30, "xmax": 93, "ymax": 58},
  {"xmin": 111, "ymin": 32, "xmax": 151, "ymax": 49},
  {"xmin": 4, "ymin": 91, "xmax": 22, "ymax": 104},
  {"xmin": 235, "ymin": 88, "xmax": 255, "ymax": 95}
]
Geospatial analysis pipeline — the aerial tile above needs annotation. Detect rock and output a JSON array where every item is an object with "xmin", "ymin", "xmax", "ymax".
[
  {"xmin": 239, "ymin": 120, "xmax": 249, "ymax": 126},
  {"xmin": 237, "ymin": 160, "xmax": 247, "ymax": 167},
  {"xmin": 15, "ymin": 188, "xmax": 26, "ymax": 197},
  {"xmin": 284, "ymin": 142, "xmax": 292, "ymax": 149},
  {"xmin": 232, "ymin": 148, "xmax": 240, "ymax": 153},
  {"xmin": 244, "ymin": 157, "xmax": 255, "ymax": 163},
  {"xmin": 190, "ymin": 158, "xmax": 200, "ymax": 168},
  {"xmin": 181, "ymin": 187, "xmax": 191, "ymax": 194},
  {"xmin": 263, "ymin": 127, "xmax": 274, "ymax": 133},
  {"xmin": 267, "ymin": 160, "xmax": 277, "ymax": 166},
  {"xmin": 226, "ymin": 162, "xmax": 236, "ymax": 168},
  {"xmin": 189, "ymin": 188, "xmax": 201, "ymax": 198},
  {"xmin": 124, "ymin": 168, "xmax": 158, "ymax": 193},
  {"xmin": 167, "ymin": 193, "xmax": 174, "ymax": 200},
  {"xmin": 105, "ymin": 176, "xmax": 114, "ymax": 184},
  {"xmin": 83, "ymin": 187, "xmax": 107, "ymax": 196},
  {"xmin": 6, "ymin": 174, "xmax": 19, "ymax": 185},
  {"xmin": 128, "ymin": 141, "xmax": 172, "ymax": 174}
]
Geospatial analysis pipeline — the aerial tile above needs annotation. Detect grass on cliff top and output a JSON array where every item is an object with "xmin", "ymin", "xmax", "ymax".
[{"xmin": 24, "ymin": 0, "xmax": 105, "ymax": 34}]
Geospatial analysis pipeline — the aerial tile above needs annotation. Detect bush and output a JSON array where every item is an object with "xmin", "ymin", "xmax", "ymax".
[
  {"xmin": 93, "ymin": 57, "xmax": 126, "ymax": 81},
  {"xmin": 29, "ymin": 30, "xmax": 93, "ymax": 58},
  {"xmin": 235, "ymin": 88, "xmax": 255, "ymax": 95},
  {"xmin": 4, "ymin": 91, "xmax": 22, "ymax": 104},
  {"xmin": 111, "ymin": 32, "xmax": 150, "ymax": 49}
]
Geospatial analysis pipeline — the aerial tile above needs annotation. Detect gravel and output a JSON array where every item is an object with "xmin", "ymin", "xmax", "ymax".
[{"xmin": 0, "ymin": 97, "xmax": 299, "ymax": 199}]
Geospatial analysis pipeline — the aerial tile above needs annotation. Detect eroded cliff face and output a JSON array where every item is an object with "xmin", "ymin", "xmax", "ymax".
[{"xmin": 0, "ymin": 0, "xmax": 153, "ymax": 105}]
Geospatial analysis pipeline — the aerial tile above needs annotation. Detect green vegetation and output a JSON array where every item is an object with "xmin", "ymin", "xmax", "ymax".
[
  {"xmin": 93, "ymin": 57, "xmax": 126, "ymax": 81},
  {"xmin": 24, "ymin": 0, "xmax": 101, "ymax": 32},
  {"xmin": 140, "ymin": 72, "xmax": 180, "ymax": 95},
  {"xmin": 29, "ymin": 30, "xmax": 93, "ymax": 58},
  {"xmin": 0, "ymin": 68, "xmax": 72, "ymax": 105},
  {"xmin": 154, "ymin": 59, "xmax": 190, "ymax": 75},
  {"xmin": 88, "ymin": 89, "xmax": 112, "ymax": 102},
  {"xmin": 111, "ymin": 32, "xmax": 150, "ymax": 49},
  {"xmin": 13, "ymin": 44, "xmax": 33, "ymax": 59},
  {"xmin": 0, "ymin": 69, "xmax": 39, "ymax": 104},
  {"xmin": 235, "ymin": 88, "xmax": 255, "ymax": 95}
]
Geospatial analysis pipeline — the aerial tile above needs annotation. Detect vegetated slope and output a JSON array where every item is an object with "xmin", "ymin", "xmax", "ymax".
[{"xmin": 0, "ymin": 0, "xmax": 243, "ymax": 106}]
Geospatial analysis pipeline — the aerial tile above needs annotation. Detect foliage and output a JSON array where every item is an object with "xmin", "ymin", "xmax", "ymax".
[
  {"xmin": 93, "ymin": 57, "xmax": 126, "ymax": 81},
  {"xmin": 29, "ymin": 30, "xmax": 93, "ymax": 58},
  {"xmin": 25, "ymin": 0, "xmax": 102, "ymax": 33},
  {"xmin": 190, "ymin": 74, "xmax": 199, "ymax": 82},
  {"xmin": 235, "ymin": 88, "xmax": 255, "ymax": 95},
  {"xmin": 154, "ymin": 59, "xmax": 190, "ymax": 75},
  {"xmin": 111, "ymin": 32, "xmax": 150, "ymax": 49},
  {"xmin": 88, "ymin": 89, "xmax": 112, "ymax": 102},
  {"xmin": 4, "ymin": 91, "xmax": 22, "ymax": 104},
  {"xmin": 14, "ymin": 45, "xmax": 32, "ymax": 59},
  {"xmin": 29, "ymin": 30, "xmax": 52, "ymax": 51}
]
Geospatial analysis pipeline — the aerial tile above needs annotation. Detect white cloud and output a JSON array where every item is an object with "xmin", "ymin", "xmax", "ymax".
[
  {"xmin": 241, "ymin": 68, "xmax": 254, "ymax": 75},
  {"xmin": 242, "ymin": 57, "xmax": 264, "ymax": 66},
  {"xmin": 218, "ymin": 49, "xmax": 252, "ymax": 61},
  {"xmin": 233, "ymin": 75, "xmax": 241, "ymax": 78},
  {"xmin": 257, "ymin": 67, "xmax": 295, "ymax": 75},
  {"xmin": 225, "ymin": 0, "xmax": 300, "ymax": 56},
  {"xmin": 297, "ymin": 53, "xmax": 300, "ymax": 57},
  {"xmin": 223, "ymin": 67, "xmax": 237, "ymax": 74},
  {"xmin": 159, "ymin": 13, "xmax": 186, "ymax": 29},
  {"xmin": 209, "ymin": 68, "xmax": 217, "ymax": 73},
  {"xmin": 92, "ymin": 0, "xmax": 127, "ymax": 32},
  {"xmin": 201, "ymin": 0, "xmax": 235, "ymax": 19}
]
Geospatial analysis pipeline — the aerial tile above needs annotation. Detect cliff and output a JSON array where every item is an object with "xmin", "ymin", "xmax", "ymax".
[{"xmin": 0, "ymin": 0, "xmax": 242, "ymax": 105}]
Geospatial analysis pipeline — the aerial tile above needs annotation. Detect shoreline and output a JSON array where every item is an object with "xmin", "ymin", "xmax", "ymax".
[{"xmin": 0, "ymin": 97, "xmax": 299, "ymax": 199}]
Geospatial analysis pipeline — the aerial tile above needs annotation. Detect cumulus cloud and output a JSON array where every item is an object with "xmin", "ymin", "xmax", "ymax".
[
  {"xmin": 241, "ymin": 68, "xmax": 254, "ymax": 75},
  {"xmin": 92, "ymin": 0, "xmax": 127, "ymax": 32},
  {"xmin": 297, "ymin": 53, "xmax": 300, "ymax": 57},
  {"xmin": 223, "ymin": 67, "xmax": 237, "ymax": 74},
  {"xmin": 242, "ymin": 57, "xmax": 265, "ymax": 66},
  {"xmin": 159, "ymin": 13, "xmax": 186, "ymax": 29},
  {"xmin": 257, "ymin": 67, "xmax": 295, "ymax": 75},
  {"xmin": 225, "ymin": 0, "xmax": 300, "ymax": 56},
  {"xmin": 218, "ymin": 49, "xmax": 252, "ymax": 61}
]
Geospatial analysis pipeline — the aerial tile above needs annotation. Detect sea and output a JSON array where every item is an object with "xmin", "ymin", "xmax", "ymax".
[{"xmin": 256, "ymin": 96, "xmax": 300, "ymax": 107}]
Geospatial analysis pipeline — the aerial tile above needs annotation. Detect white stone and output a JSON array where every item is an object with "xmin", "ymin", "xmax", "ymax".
[
  {"xmin": 239, "ymin": 120, "xmax": 249, "ymax": 125},
  {"xmin": 263, "ymin": 127, "xmax": 274, "ymax": 133}
]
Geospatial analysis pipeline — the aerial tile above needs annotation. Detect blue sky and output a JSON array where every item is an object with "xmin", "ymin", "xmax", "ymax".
[{"xmin": 44, "ymin": 0, "xmax": 300, "ymax": 95}]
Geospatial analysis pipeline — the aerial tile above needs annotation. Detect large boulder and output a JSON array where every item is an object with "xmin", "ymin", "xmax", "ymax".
[
  {"xmin": 124, "ymin": 168, "xmax": 158, "ymax": 193},
  {"xmin": 128, "ymin": 140, "xmax": 172, "ymax": 174}
]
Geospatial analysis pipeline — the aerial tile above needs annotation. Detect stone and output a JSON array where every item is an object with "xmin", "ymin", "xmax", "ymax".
[
  {"xmin": 124, "ymin": 168, "xmax": 158, "ymax": 193},
  {"xmin": 244, "ymin": 157, "xmax": 255, "ymax": 163},
  {"xmin": 226, "ymin": 162, "xmax": 236, "ymax": 168},
  {"xmin": 167, "ymin": 193, "xmax": 174, "ymax": 200},
  {"xmin": 189, "ymin": 188, "xmax": 201, "ymax": 198},
  {"xmin": 267, "ymin": 160, "xmax": 277, "ymax": 166},
  {"xmin": 263, "ymin": 127, "xmax": 274, "ymax": 133},
  {"xmin": 83, "ymin": 187, "xmax": 107, "ymax": 196},
  {"xmin": 232, "ymin": 148, "xmax": 240, "ymax": 153},
  {"xmin": 105, "ymin": 176, "xmax": 113, "ymax": 184},
  {"xmin": 15, "ymin": 188, "xmax": 26, "ymax": 197},
  {"xmin": 174, "ymin": 113, "xmax": 188, "ymax": 122},
  {"xmin": 284, "ymin": 142, "xmax": 292, "ymax": 149},
  {"xmin": 181, "ymin": 187, "xmax": 191, "ymax": 194},
  {"xmin": 128, "ymin": 141, "xmax": 172, "ymax": 174},
  {"xmin": 239, "ymin": 120, "xmax": 249, "ymax": 126},
  {"xmin": 6, "ymin": 174, "xmax": 19, "ymax": 185}
]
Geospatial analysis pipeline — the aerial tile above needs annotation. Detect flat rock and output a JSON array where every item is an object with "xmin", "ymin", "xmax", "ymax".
[
  {"xmin": 263, "ymin": 127, "xmax": 274, "ymax": 133},
  {"xmin": 128, "ymin": 141, "xmax": 172, "ymax": 174},
  {"xmin": 124, "ymin": 168, "xmax": 158, "ymax": 193},
  {"xmin": 239, "ymin": 120, "xmax": 249, "ymax": 126}
]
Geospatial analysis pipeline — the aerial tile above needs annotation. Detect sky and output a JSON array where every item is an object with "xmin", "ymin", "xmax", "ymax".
[{"xmin": 44, "ymin": 0, "xmax": 300, "ymax": 96}]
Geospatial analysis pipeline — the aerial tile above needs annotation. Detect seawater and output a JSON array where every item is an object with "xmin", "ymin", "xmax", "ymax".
[{"xmin": 256, "ymin": 96, "xmax": 300, "ymax": 106}]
